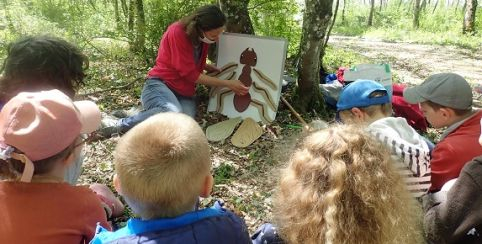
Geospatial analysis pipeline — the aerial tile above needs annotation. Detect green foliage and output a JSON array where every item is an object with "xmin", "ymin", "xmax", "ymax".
[
  {"xmin": 143, "ymin": 0, "xmax": 211, "ymax": 60},
  {"xmin": 323, "ymin": 46, "xmax": 368, "ymax": 72},
  {"xmin": 250, "ymin": 0, "xmax": 302, "ymax": 57},
  {"xmin": 214, "ymin": 162, "xmax": 236, "ymax": 184},
  {"xmin": 334, "ymin": 0, "xmax": 482, "ymax": 49}
]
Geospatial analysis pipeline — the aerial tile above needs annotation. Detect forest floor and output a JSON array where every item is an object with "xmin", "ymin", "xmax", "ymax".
[{"xmin": 78, "ymin": 37, "xmax": 482, "ymax": 232}]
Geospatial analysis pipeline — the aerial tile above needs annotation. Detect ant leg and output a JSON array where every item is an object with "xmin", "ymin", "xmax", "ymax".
[
  {"xmin": 252, "ymin": 82, "xmax": 277, "ymax": 111},
  {"xmin": 251, "ymin": 99, "xmax": 274, "ymax": 123}
]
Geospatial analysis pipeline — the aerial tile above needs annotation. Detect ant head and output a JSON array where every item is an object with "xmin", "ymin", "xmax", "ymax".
[{"xmin": 239, "ymin": 48, "xmax": 257, "ymax": 66}]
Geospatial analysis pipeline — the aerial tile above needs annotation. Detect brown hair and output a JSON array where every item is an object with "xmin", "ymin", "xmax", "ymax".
[
  {"xmin": 180, "ymin": 5, "xmax": 226, "ymax": 44},
  {"xmin": 274, "ymin": 125, "xmax": 423, "ymax": 244},
  {"xmin": 424, "ymin": 100, "xmax": 472, "ymax": 116},
  {"xmin": 0, "ymin": 35, "xmax": 88, "ymax": 102},
  {"xmin": 0, "ymin": 142, "xmax": 76, "ymax": 180},
  {"xmin": 114, "ymin": 112, "xmax": 211, "ymax": 219}
]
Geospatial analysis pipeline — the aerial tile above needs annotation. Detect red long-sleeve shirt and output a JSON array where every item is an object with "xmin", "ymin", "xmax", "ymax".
[
  {"xmin": 430, "ymin": 110, "xmax": 482, "ymax": 191},
  {"xmin": 147, "ymin": 22, "xmax": 208, "ymax": 97}
]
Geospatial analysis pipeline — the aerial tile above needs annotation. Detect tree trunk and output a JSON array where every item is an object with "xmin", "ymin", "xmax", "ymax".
[
  {"xmin": 421, "ymin": 0, "xmax": 427, "ymax": 10},
  {"xmin": 324, "ymin": 0, "xmax": 340, "ymax": 48},
  {"xmin": 379, "ymin": 0, "xmax": 383, "ymax": 11},
  {"xmin": 342, "ymin": 0, "xmax": 347, "ymax": 23},
  {"xmin": 432, "ymin": 0, "xmax": 439, "ymax": 13},
  {"xmin": 133, "ymin": 0, "xmax": 146, "ymax": 54},
  {"xmin": 297, "ymin": 0, "xmax": 334, "ymax": 112},
  {"xmin": 120, "ymin": 0, "xmax": 128, "ymax": 18},
  {"xmin": 368, "ymin": 0, "xmax": 375, "ymax": 26},
  {"xmin": 128, "ymin": 0, "xmax": 134, "ymax": 32},
  {"xmin": 219, "ymin": 0, "xmax": 254, "ymax": 34},
  {"xmin": 113, "ymin": 0, "xmax": 121, "ymax": 31},
  {"xmin": 463, "ymin": 0, "xmax": 477, "ymax": 34},
  {"xmin": 413, "ymin": 0, "xmax": 421, "ymax": 28}
]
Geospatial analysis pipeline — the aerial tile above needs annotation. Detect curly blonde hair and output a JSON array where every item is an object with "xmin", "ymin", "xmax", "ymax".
[{"xmin": 274, "ymin": 125, "xmax": 424, "ymax": 244}]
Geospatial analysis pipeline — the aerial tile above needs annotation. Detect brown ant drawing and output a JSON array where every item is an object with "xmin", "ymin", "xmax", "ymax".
[{"xmin": 209, "ymin": 48, "xmax": 278, "ymax": 123}]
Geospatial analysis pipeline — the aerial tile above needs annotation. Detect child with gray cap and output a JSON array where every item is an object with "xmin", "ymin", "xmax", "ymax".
[{"xmin": 404, "ymin": 72, "xmax": 482, "ymax": 192}]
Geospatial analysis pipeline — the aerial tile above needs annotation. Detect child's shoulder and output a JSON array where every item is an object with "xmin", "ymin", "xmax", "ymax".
[
  {"xmin": 369, "ymin": 117, "xmax": 421, "ymax": 138},
  {"xmin": 92, "ymin": 203, "xmax": 250, "ymax": 244}
]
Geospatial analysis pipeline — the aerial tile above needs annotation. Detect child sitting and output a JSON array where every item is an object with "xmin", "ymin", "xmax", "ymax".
[
  {"xmin": 336, "ymin": 79, "xmax": 431, "ymax": 198},
  {"xmin": 0, "ymin": 35, "xmax": 89, "ymax": 184},
  {"xmin": 422, "ymin": 117, "xmax": 482, "ymax": 243},
  {"xmin": 252, "ymin": 125, "xmax": 423, "ymax": 243},
  {"xmin": 92, "ymin": 112, "xmax": 251, "ymax": 243},
  {"xmin": 0, "ymin": 90, "xmax": 110, "ymax": 243},
  {"xmin": 404, "ymin": 73, "xmax": 482, "ymax": 192}
]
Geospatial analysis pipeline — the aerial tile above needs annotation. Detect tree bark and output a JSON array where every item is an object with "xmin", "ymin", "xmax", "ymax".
[
  {"xmin": 368, "ymin": 0, "xmax": 375, "ymax": 26},
  {"xmin": 432, "ymin": 0, "xmax": 439, "ymax": 13},
  {"xmin": 296, "ymin": 0, "xmax": 334, "ymax": 112},
  {"xmin": 342, "ymin": 0, "xmax": 347, "ymax": 23},
  {"xmin": 133, "ymin": 0, "xmax": 146, "ymax": 54},
  {"xmin": 219, "ymin": 0, "xmax": 255, "ymax": 34},
  {"xmin": 128, "ymin": 0, "xmax": 134, "ymax": 32},
  {"xmin": 120, "ymin": 0, "xmax": 128, "ymax": 18},
  {"xmin": 324, "ymin": 0, "xmax": 340, "ymax": 48},
  {"xmin": 113, "ymin": 0, "xmax": 121, "ymax": 31},
  {"xmin": 413, "ymin": 0, "xmax": 421, "ymax": 28},
  {"xmin": 463, "ymin": 0, "xmax": 477, "ymax": 34}
]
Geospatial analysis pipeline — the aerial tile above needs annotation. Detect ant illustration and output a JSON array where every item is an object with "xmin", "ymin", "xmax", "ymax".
[{"xmin": 209, "ymin": 48, "xmax": 278, "ymax": 123}]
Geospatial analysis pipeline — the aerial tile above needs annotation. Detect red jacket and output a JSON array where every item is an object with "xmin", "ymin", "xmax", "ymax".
[
  {"xmin": 147, "ymin": 22, "xmax": 208, "ymax": 97},
  {"xmin": 430, "ymin": 110, "xmax": 482, "ymax": 191}
]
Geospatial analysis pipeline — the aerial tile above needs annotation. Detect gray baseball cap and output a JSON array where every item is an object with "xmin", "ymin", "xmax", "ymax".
[{"xmin": 403, "ymin": 73, "xmax": 472, "ymax": 110}]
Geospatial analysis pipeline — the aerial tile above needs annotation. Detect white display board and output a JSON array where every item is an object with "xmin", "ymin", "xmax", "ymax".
[
  {"xmin": 207, "ymin": 33, "xmax": 288, "ymax": 123},
  {"xmin": 343, "ymin": 63, "xmax": 393, "ymax": 99}
]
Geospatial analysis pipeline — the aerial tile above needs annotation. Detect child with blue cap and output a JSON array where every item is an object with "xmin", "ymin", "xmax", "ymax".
[{"xmin": 337, "ymin": 79, "xmax": 431, "ymax": 198}]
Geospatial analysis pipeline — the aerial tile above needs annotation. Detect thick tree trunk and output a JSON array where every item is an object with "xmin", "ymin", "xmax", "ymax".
[
  {"xmin": 368, "ymin": 0, "xmax": 375, "ymax": 26},
  {"xmin": 297, "ymin": 0, "xmax": 333, "ymax": 112},
  {"xmin": 414, "ymin": 0, "xmax": 421, "ymax": 28},
  {"xmin": 133, "ymin": 0, "xmax": 146, "ymax": 54},
  {"xmin": 219, "ymin": 0, "xmax": 254, "ymax": 34},
  {"xmin": 463, "ymin": 0, "xmax": 477, "ymax": 34}
]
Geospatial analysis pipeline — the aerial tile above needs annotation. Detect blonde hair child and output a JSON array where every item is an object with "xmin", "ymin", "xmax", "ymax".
[{"xmin": 273, "ymin": 125, "xmax": 424, "ymax": 244}]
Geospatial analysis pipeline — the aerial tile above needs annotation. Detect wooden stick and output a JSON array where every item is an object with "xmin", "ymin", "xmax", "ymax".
[{"xmin": 280, "ymin": 96, "xmax": 308, "ymax": 127}]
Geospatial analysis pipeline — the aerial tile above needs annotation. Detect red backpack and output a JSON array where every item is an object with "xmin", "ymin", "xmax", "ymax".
[{"xmin": 392, "ymin": 83, "xmax": 428, "ymax": 132}]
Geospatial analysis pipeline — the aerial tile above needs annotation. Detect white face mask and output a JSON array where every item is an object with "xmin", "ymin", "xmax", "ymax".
[{"xmin": 199, "ymin": 33, "xmax": 216, "ymax": 44}]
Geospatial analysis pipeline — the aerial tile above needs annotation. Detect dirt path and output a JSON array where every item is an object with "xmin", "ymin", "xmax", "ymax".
[{"xmin": 329, "ymin": 36, "xmax": 482, "ymax": 85}]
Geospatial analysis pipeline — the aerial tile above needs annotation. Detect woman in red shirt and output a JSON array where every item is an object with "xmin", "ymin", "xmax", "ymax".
[{"xmin": 101, "ymin": 5, "xmax": 248, "ymax": 137}]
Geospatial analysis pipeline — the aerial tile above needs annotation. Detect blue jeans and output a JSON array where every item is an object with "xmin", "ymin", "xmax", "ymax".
[{"xmin": 119, "ymin": 79, "xmax": 196, "ymax": 133}]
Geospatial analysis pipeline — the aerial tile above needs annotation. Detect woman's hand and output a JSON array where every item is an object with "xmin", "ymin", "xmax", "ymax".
[{"xmin": 227, "ymin": 80, "xmax": 249, "ymax": 96}]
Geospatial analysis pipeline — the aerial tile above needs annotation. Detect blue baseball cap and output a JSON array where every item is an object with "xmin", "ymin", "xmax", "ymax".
[{"xmin": 336, "ymin": 79, "xmax": 390, "ymax": 111}]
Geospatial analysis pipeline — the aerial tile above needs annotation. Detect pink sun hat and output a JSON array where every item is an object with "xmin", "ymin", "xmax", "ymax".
[{"xmin": 0, "ymin": 89, "xmax": 101, "ymax": 181}]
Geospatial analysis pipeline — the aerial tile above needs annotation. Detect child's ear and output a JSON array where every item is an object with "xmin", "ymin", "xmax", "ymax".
[
  {"xmin": 113, "ymin": 174, "xmax": 123, "ymax": 195},
  {"xmin": 350, "ymin": 107, "xmax": 366, "ymax": 121},
  {"xmin": 200, "ymin": 174, "xmax": 213, "ymax": 198},
  {"xmin": 439, "ymin": 107, "xmax": 454, "ymax": 121}
]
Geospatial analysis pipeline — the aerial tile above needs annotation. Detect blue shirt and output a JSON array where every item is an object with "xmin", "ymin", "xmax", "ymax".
[{"xmin": 91, "ymin": 205, "xmax": 250, "ymax": 244}]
